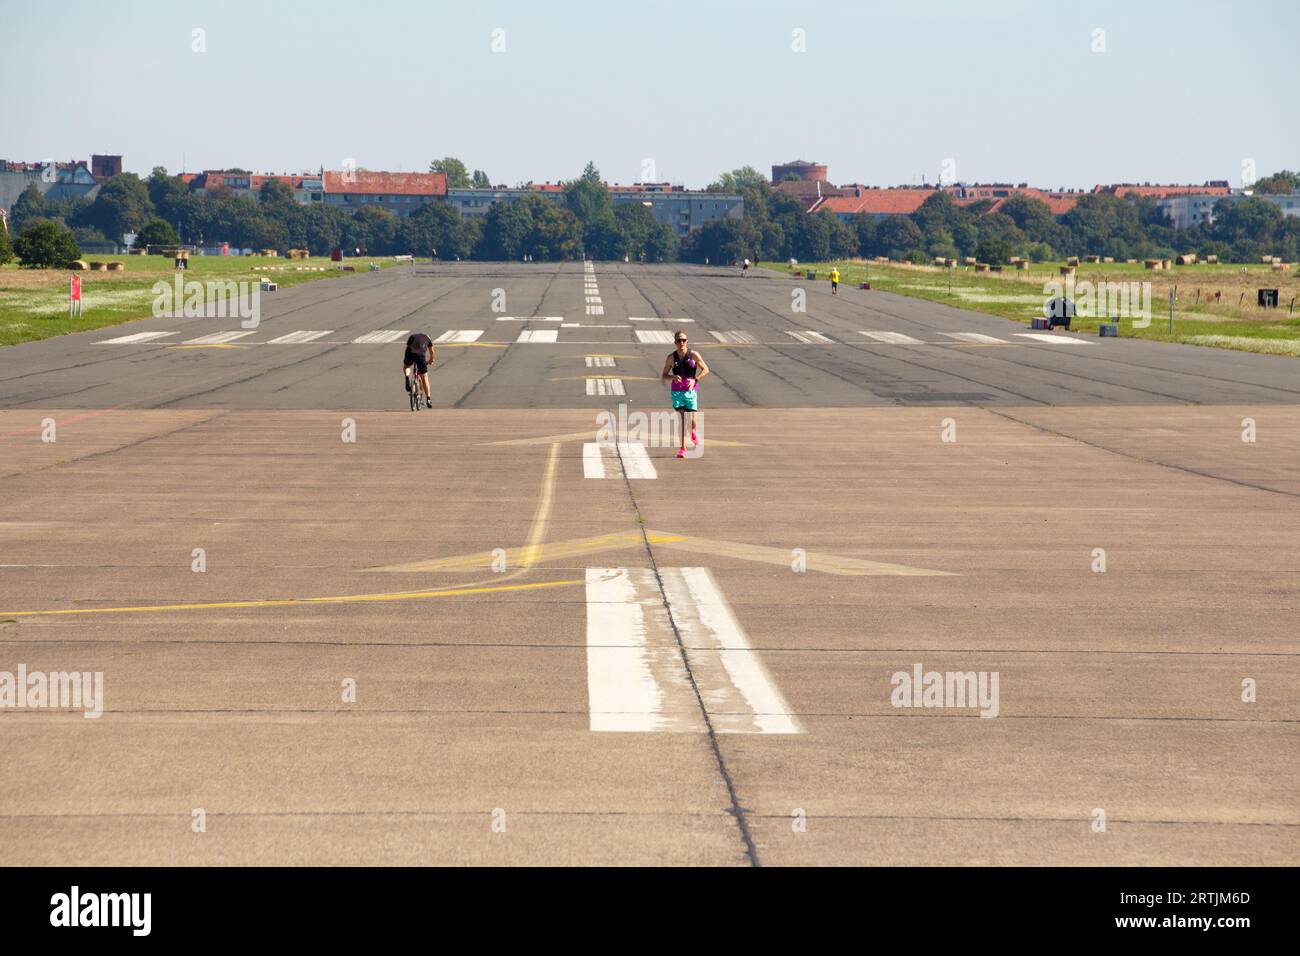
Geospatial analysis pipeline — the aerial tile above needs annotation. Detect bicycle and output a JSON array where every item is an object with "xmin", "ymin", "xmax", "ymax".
[{"xmin": 407, "ymin": 368, "xmax": 423, "ymax": 411}]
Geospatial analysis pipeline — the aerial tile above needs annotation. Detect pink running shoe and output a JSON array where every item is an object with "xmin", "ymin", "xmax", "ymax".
[
  {"xmin": 690, "ymin": 430, "xmax": 698, "ymax": 445},
  {"xmin": 676, "ymin": 449, "xmax": 686, "ymax": 459}
]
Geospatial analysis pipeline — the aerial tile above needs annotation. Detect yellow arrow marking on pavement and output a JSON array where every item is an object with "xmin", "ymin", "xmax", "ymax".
[
  {"xmin": 364, "ymin": 529, "xmax": 950, "ymax": 577},
  {"xmin": 482, "ymin": 431, "xmax": 748, "ymax": 447}
]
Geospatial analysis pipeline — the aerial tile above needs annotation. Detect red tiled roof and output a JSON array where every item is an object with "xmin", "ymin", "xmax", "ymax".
[
  {"xmin": 323, "ymin": 171, "xmax": 448, "ymax": 196},
  {"xmin": 813, "ymin": 189, "xmax": 939, "ymax": 215}
]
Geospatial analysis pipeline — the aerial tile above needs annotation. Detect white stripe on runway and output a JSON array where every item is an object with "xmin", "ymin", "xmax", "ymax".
[
  {"xmin": 96, "ymin": 331, "xmax": 179, "ymax": 344},
  {"xmin": 352, "ymin": 330, "xmax": 410, "ymax": 344},
  {"xmin": 586, "ymin": 305, "xmax": 605, "ymax": 316},
  {"xmin": 182, "ymin": 330, "xmax": 257, "ymax": 345},
  {"xmin": 585, "ymin": 567, "xmax": 801, "ymax": 734},
  {"xmin": 434, "ymin": 330, "xmax": 484, "ymax": 343},
  {"xmin": 943, "ymin": 332, "xmax": 1007, "ymax": 344},
  {"xmin": 581, "ymin": 442, "xmax": 657, "ymax": 480},
  {"xmin": 630, "ymin": 317, "xmax": 693, "ymax": 323},
  {"xmin": 785, "ymin": 330, "xmax": 834, "ymax": 344},
  {"xmin": 1015, "ymin": 332, "xmax": 1093, "ymax": 345},
  {"xmin": 586, "ymin": 378, "xmax": 626, "ymax": 396},
  {"xmin": 586, "ymin": 296, "xmax": 602, "ymax": 304},
  {"xmin": 496, "ymin": 316, "xmax": 563, "ymax": 322},
  {"xmin": 582, "ymin": 443, "xmax": 606, "ymax": 479},
  {"xmin": 585, "ymin": 356, "xmax": 616, "ymax": 367},
  {"xmin": 636, "ymin": 330, "xmax": 674, "ymax": 344},
  {"xmin": 517, "ymin": 329, "xmax": 559, "ymax": 343},
  {"xmin": 859, "ymin": 330, "xmax": 923, "ymax": 344},
  {"xmin": 709, "ymin": 330, "xmax": 757, "ymax": 345},
  {"xmin": 267, "ymin": 330, "xmax": 332, "ymax": 344}
]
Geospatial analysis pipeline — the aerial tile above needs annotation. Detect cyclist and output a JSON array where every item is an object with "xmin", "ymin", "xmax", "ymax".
[
  {"xmin": 403, "ymin": 332, "xmax": 435, "ymax": 408},
  {"xmin": 661, "ymin": 330, "xmax": 709, "ymax": 459}
]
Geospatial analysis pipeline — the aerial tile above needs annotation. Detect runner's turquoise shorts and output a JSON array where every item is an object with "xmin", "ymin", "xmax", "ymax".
[{"xmin": 671, "ymin": 389, "xmax": 698, "ymax": 411}]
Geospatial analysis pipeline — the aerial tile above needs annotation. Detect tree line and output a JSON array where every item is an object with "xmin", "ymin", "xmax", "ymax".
[
  {"xmin": 4, "ymin": 160, "xmax": 1296, "ymax": 269},
  {"xmin": 685, "ymin": 167, "xmax": 1300, "ymax": 266}
]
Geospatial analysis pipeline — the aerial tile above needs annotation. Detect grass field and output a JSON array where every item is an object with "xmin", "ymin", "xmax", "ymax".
[
  {"xmin": 0, "ymin": 255, "xmax": 404, "ymax": 347},
  {"xmin": 762, "ymin": 258, "xmax": 1300, "ymax": 357}
]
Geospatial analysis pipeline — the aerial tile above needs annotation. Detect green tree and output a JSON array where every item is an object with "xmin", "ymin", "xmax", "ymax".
[
  {"xmin": 471, "ymin": 169, "xmax": 492, "ymax": 189},
  {"xmin": 137, "ymin": 217, "xmax": 180, "ymax": 249},
  {"xmin": 0, "ymin": 214, "xmax": 13, "ymax": 264},
  {"xmin": 975, "ymin": 236, "xmax": 1012, "ymax": 264},
  {"xmin": 84, "ymin": 173, "xmax": 155, "ymax": 240},
  {"xmin": 10, "ymin": 183, "xmax": 49, "ymax": 233},
  {"xmin": 398, "ymin": 201, "xmax": 462, "ymax": 256},
  {"xmin": 1251, "ymin": 170, "xmax": 1300, "ymax": 195},
  {"xmin": 430, "ymin": 158, "xmax": 472, "ymax": 188},
  {"xmin": 875, "ymin": 217, "xmax": 924, "ymax": 260},
  {"xmin": 709, "ymin": 166, "xmax": 768, "ymax": 192},
  {"xmin": 14, "ymin": 219, "xmax": 81, "ymax": 268}
]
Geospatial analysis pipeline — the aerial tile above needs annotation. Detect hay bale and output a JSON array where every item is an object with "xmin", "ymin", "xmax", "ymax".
[
  {"xmin": 106, "ymin": 261, "xmax": 124, "ymax": 272},
  {"xmin": 1176, "ymin": 254, "xmax": 1197, "ymax": 265},
  {"xmin": 1085, "ymin": 255, "xmax": 1100, "ymax": 264},
  {"xmin": 963, "ymin": 257, "xmax": 976, "ymax": 266},
  {"xmin": 1144, "ymin": 259, "xmax": 1162, "ymax": 270},
  {"xmin": 1126, "ymin": 258, "xmax": 1138, "ymax": 264},
  {"xmin": 1066, "ymin": 256, "xmax": 1080, "ymax": 267},
  {"xmin": 1273, "ymin": 262, "xmax": 1291, "ymax": 272},
  {"xmin": 70, "ymin": 259, "xmax": 88, "ymax": 271},
  {"xmin": 1261, "ymin": 255, "xmax": 1274, "ymax": 264},
  {"xmin": 1205, "ymin": 254, "xmax": 1218, "ymax": 264},
  {"xmin": 933, "ymin": 257, "xmax": 948, "ymax": 266},
  {"xmin": 89, "ymin": 261, "xmax": 107, "ymax": 271},
  {"xmin": 975, "ymin": 263, "xmax": 989, "ymax": 272},
  {"xmin": 1103, "ymin": 256, "xmax": 1115, "ymax": 263},
  {"xmin": 1015, "ymin": 260, "xmax": 1031, "ymax": 270},
  {"xmin": 1060, "ymin": 265, "xmax": 1076, "ymax": 275}
]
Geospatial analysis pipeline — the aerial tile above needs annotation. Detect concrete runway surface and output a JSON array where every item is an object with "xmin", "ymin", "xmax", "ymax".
[{"xmin": 0, "ymin": 263, "xmax": 1295, "ymax": 865}]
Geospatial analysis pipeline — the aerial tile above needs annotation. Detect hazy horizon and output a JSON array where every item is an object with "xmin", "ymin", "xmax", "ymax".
[{"xmin": 2, "ymin": 0, "xmax": 1296, "ymax": 190}]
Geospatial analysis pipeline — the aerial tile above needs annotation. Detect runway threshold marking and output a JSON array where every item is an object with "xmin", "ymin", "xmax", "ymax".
[
  {"xmin": 517, "ymin": 329, "xmax": 559, "ymax": 343},
  {"xmin": 636, "ymin": 330, "xmax": 674, "ymax": 344},
  {"xmin": 96, "ymin": 331, "xmax": 179, "ymax": 345},
  {"xmin": 785, "ymin": 330, "xmax": 835, "ymax": 344},
  {"xmin": 859, "ymin": 331, "xmax": 923, "ymax": 345},
  {"xmin": 434, "ymin": 330, "xmax": 485, "ymax": 343},
  {"xmin": 585, "ymin": 378, "xmax": 626, "ymax": 396},
  {"xmin": 182, "ymin": 330, "xmax": 257, "ymax": 345},
  {"xmin": 267, "ymin": 330, "xmax": 332, "ymax": 344},
  {"xmin": 1014, "ymin": 333, "xmax": 1093, "ymax": 345},
  {"xmin": 352, "ymin": 330, "xmax": 410, "ymax": 344},
  {"xmin": 585, "ymin": 566, "xmax": 801, "ymax": 734},
  {"xmin": 943, "ymin": 332, "xmax": 1008, "ymax": 344}
]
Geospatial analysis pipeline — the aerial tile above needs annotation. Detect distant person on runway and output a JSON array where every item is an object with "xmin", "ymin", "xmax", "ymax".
[
  {"xmin": 662, "ymin": 330, "xmax": 708, "ymax": 459},
  {"xmin": 830, "ymin": 267, "xmax": 840, "ymax": 295},
  {"xmin": 742, "ymin": 257, "xmax": 750, "ymax": 277},
  {"xmin": 403, "ymin": 332, "xmax": 435, "ymax": 408}
]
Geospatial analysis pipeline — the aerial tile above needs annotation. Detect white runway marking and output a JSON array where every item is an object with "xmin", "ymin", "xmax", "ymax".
[
  {"xmin": 859, "ymin": 330, "xmax": 923, "ymax": 344},
  {"xmin": 943, "ymin": 332, "xmax": 1008, "ymax": 344},
  {"xmin": 630, "ymin": 317, "xmax": 693, "ymax": 323},
  {"xmin": 582, "ymin": 442, "xmax": 657, "ymax": 480},
  {"xmin": 586, "ymin": 296, "xmax": 602, "ymax": 304},
  {"xmin": 182, "ymin": 330, "xmax": 257, "ymax": 345},
  {"xmin": 434, "ymin": 330, "xmax": 485, "ymax": 343},
  {"xmin": 785, "ymin": 330, "xmax": 835, "ymax": 344},
  {"xmin": 517, "ymin": 329, "xmax": 559, "ymax": 343},
  {"xmin": 496, "ymin": 316, "xmax": 563, "ymax": 322},
  {"xmin": 585, "ymin": 356, "xmax": 616, "ymax": 367},
  {"xmin": 586, "ymin": 378, "xmax": 626, "ymax": 396},
  {"xmin": 96, "ymin": 331, "xmax": 179, "ymax": 344},
  {"xmin": 267, "ymin": 330, "xmax": 332, "ymax": 344},
  {"xmin": 1015, "ymin": 332, "xmax": 1093, "ymax": 345},
  {"xmin": 585, "ymin": 567, "xmax": 801, "ymax": 734},
  {"xmin": 709, "ymin": 330, "xmax": 757, "ymax": 345},
  {"xmin": 586, "ymin": 305, "xmax": 605, "ymax": 316},
  {"xmin": 352, "ymin": 330, "xmax": 410, "ymax": 344},
  {"xmin": 636, "ymin": 330, "xmax": 675, "ymax": 344}
]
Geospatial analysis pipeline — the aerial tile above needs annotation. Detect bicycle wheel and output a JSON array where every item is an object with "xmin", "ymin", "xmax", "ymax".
[{"xmin": 409, "ymin": 375, "xmax": 418, "ymax": 411}]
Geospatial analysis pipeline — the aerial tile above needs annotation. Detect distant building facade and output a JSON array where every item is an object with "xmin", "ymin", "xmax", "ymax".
[
  {"xmin": 1157, "ymin": 191, "xmax": 1300, "ymax": 229},
  {"xmin": 321, "ymin": 170, "xmax": 447, "ymax": 215},
  {"xmin": 0, "ymin": 158, "xmax": 103, "ymax": 216}
]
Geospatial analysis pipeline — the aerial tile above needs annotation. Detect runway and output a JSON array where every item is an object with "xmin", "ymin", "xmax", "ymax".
[{"xmin": 1, "ymin": 263, "xmax": 1295, "ymax": 865}]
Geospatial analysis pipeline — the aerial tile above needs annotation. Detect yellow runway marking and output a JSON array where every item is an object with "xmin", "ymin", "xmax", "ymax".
[{"xmin": 0, "ymin": 578, "xmax": 583, "ymax": 619}]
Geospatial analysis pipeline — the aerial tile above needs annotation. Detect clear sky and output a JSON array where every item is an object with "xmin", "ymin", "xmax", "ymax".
[{"xmin": 2, "ymin": 0, "xmax": 1296, "ymax": 189}]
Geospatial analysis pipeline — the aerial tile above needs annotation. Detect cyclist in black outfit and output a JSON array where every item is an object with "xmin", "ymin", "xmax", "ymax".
[{"xmin": 403, "ymin": 332, "xmax": 435, "ymax": 408}]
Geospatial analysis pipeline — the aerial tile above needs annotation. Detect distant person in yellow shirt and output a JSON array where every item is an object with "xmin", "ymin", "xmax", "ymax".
[{"xmin": 830, "ymin": 267, "xmax": 840, "ymax": 295}]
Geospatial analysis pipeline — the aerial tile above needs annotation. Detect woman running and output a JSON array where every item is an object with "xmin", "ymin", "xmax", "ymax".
[{"xmin": 661, "ymin": 330, "xmax": 709, "ymax": 459}]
